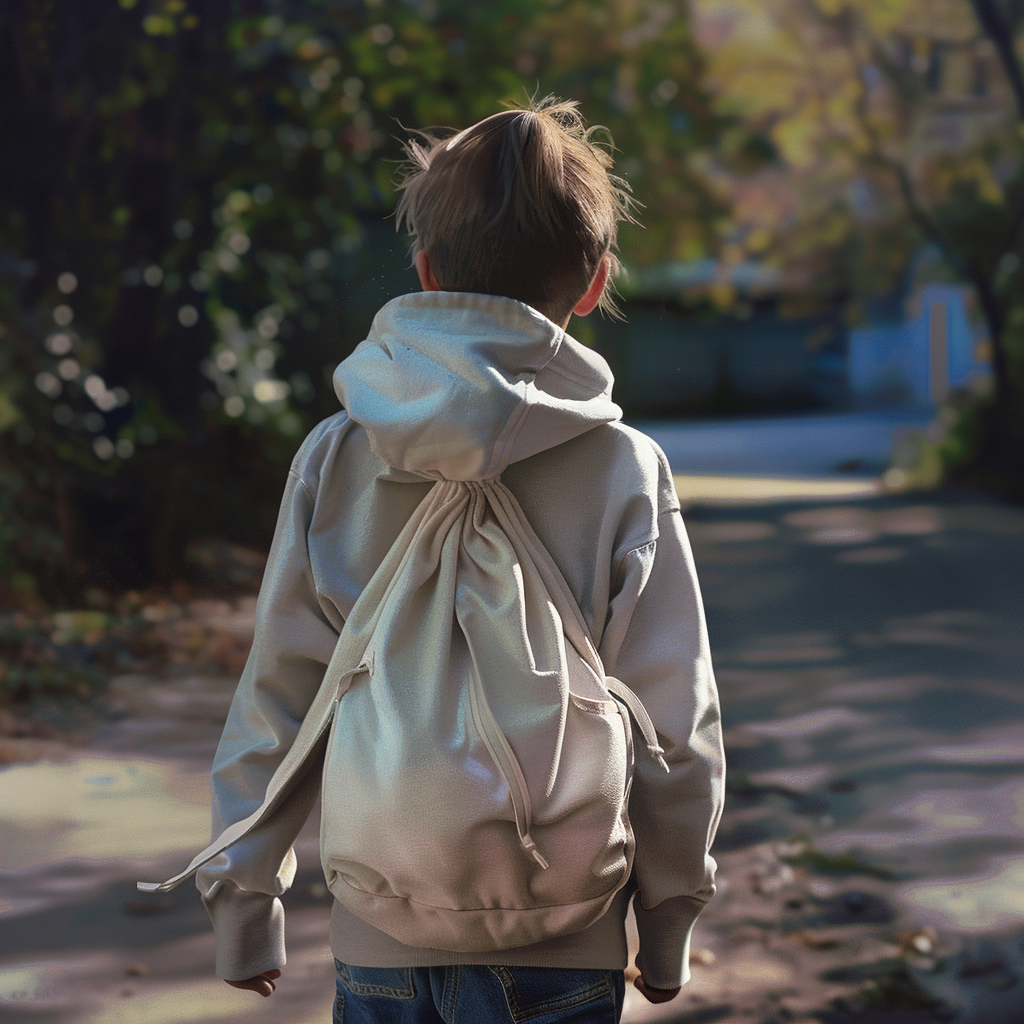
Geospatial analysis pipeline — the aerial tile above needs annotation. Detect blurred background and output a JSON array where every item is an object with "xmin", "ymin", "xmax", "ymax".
[
  {"xmin": 1, "ymin": 0, "xmax": 1022, "ymax": 606},
  {"xmin": 1, "ymin": 3, "xmax": 1023, "ymax": 1023}
]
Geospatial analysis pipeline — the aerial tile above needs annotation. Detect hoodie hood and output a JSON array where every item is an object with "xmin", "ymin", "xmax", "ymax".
[{"xmin": 333, "ymin": 292, "xmax": 622, "ymax": 480}]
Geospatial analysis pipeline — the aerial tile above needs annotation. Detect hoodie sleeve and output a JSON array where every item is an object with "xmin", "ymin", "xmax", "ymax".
[
  {"xmin": 196, "ymin": 462, "xmax": 342, "ymax": 982},
  {"xmin": 598, "ymin": 484, "xmax": 725, "ymax": 989}
]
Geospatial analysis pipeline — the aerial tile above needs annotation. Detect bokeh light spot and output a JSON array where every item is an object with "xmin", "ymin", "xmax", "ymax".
[{"xmin": 92, "ymin": 437, "xmax": 115, "ymax": 460}]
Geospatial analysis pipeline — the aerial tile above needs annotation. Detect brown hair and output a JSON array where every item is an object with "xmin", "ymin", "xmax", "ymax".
[{"xmin": 395, "ymin": 97, "xmax": 634, "ymax": 324}]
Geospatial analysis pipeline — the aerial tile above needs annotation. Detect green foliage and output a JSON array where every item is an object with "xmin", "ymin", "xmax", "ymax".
[
  {"xmin": 885, "ymin": 293, "xmax": 1024, "ymax": 497},
  {"xmin": 0, "ymin": 613, "xmax": 112, "ymax": 704},
  {"xmin": 0, "ymin": 0, "xmax": 731, "ymax": 600}
]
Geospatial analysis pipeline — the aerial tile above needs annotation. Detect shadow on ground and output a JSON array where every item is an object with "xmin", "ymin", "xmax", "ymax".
[
  {"xmin": 624, "ymin": 488, "xmax": 1024, "ymax": 1024},
  {"xmin": 1, "ymin": 487, "xmax": 1022, "ymax": 1024}
]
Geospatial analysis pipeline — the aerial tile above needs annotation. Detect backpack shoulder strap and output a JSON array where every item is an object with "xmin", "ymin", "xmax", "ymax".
[
  {"xmin": 484, "ymin": 479, "xmax": 601, "ymax": 673},
  {"xmin": 138, "ymin": 478, "xmax": 454, "ymax": 895},
  {"xmin": 137, "ymin": 648, "xmax": 373, "ymax": 894},
  {"xmin": 486, "ymin": 480, "xmax": 669, "ymax": 772}
]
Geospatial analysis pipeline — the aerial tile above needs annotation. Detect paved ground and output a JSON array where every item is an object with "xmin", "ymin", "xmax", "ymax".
[
  {"xmin": 1, "ymin": 483, "xmax": 1022, "ymax": 1024},
  {"xmin": 629, "ymin": 485, "xmax": 1024, "ymax": 1023},
  {"xmin": 635, "ymin": 411, "xmax": 934, "ymax": 476}
]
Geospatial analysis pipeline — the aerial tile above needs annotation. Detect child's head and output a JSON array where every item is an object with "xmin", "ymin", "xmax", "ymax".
[{"xmin": 395, "ymin": 97, "xmax": 633, "ymax": 325}]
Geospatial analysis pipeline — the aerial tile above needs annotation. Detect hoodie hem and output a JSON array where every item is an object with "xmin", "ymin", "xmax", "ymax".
[{"xmin": 328, "ymin": 887, "xmax": 631, "ymax": 970}]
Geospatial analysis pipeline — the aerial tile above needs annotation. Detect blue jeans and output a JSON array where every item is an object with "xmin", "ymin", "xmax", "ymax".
[{"xmin": 333, "ymin": 961, "xmax": 626, "ymax": 1023}]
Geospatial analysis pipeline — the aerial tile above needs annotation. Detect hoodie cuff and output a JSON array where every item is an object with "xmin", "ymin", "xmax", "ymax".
[
  {"xmin": 633, "ymin": 894, "xmax": 706, "ymax": 990},
  {"xmin": 201, "ymin": 882, "xmax": 287, "ymax": 981}
]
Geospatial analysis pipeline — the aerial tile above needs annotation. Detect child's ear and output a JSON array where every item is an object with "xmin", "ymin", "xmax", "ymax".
[
  {"xmin": 416, "ymin": 250, "xmax": 443, "ymax": 292},
  {"xmin": 572, "ymin": 255, "xmax": 610, "ymax": 318}
]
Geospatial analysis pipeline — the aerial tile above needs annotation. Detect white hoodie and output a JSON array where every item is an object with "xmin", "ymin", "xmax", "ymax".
[{"xmin": 196, "ymin": 291, "xmax": 724, "ymax": 989}]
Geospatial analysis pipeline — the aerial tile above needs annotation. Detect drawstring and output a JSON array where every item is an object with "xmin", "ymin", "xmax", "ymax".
[
  {"xmin": 605, "ymin": 677, "xmax": 671, "ymax": 773},
  {"xmin": 335, "ymin": 651, "xmax": 375, "ymax": 701}
]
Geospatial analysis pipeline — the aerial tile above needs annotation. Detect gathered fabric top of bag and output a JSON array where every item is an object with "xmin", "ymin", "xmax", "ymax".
[{"xmin": 140, "ymin": 291, "xmax": 670, "ymax": 952}]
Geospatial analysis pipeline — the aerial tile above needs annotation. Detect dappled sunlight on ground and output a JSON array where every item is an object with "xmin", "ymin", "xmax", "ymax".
[
  {"xmin": 674, "ymin": 474, "xmax": 883, "ymax": 504},
  {"xmin": 659, "ymin": 488, "xmax": 1024, "ymax": 1021},
  {"xmin": 84, "ymin": 979, "xmax": 266, "ymax": 1024},
  {"xmin": 901, "ymin": 857, "xmax": 1024, "ymax": 932},
  {"xmin": 1, "ymin": 489, "xmax": 1022, "ymax": 1023},
  {"xmin": 0, "ymin": 758, "xmax": 210, "ymax": 870}
]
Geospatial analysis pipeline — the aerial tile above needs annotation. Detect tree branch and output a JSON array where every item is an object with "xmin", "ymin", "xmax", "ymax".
[
  {"xmin": 970, "ymin": 0, "xmax": 1024, "ymax": 121},
  {"xmin": 834, "ymin": 29, "xmax": 969, "ymax": 279}
]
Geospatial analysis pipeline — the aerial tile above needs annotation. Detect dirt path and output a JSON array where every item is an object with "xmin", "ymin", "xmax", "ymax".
[{"xmin": 1, "ymin": 488, "xmax": 1022, "ymax": 1024}]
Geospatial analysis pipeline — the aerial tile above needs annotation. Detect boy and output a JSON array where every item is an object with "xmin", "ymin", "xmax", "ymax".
[{"xmin": 196, "ymin": 98, "xmax": 724, "ymax": 1022}]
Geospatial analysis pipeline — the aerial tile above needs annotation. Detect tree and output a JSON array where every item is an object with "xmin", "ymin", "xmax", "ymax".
[
  {"xmin": 0, "ymin": 0, "xmax": 728, "ymax": 603},
  {"xmin": 691, "ymin": 0, "xmax": 1024, "ymax": 493}
]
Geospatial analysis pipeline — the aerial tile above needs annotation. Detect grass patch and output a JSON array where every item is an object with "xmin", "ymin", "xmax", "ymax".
[{"xmin": 780, "ymin": 839, "xmax": 896, "ymax": 881}]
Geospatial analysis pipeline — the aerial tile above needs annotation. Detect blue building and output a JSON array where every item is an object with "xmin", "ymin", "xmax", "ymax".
[
  {"xmin": 588, "ymin": 260, "xmax": 992, "ymax": 420},
  {"xmin": 848, "ymin": 283, "xmax": 991, "ymax": 408}
]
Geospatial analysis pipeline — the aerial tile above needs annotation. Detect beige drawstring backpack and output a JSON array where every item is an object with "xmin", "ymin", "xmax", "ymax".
[{"xmin": 139, "ymin": 472, "xmax": 667, "ymax": 952}]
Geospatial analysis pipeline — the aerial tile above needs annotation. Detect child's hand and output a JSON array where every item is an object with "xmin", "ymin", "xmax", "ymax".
[
  {"xmin": 634, "ymin": 976, "xmax": 681, "ymax": 1004},
  {"xmin": 224, "ymin": 969, "xmax": 281, "ymax": 997}
]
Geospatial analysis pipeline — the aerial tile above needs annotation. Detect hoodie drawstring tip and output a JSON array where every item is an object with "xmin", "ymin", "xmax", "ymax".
[
  {"xmin": 649, "ymin": 745, "xmax": 670, "ymax": 773},
  {"xmin": 521, "ymin": 835, "xmax": 549, "ymax": 870}
]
